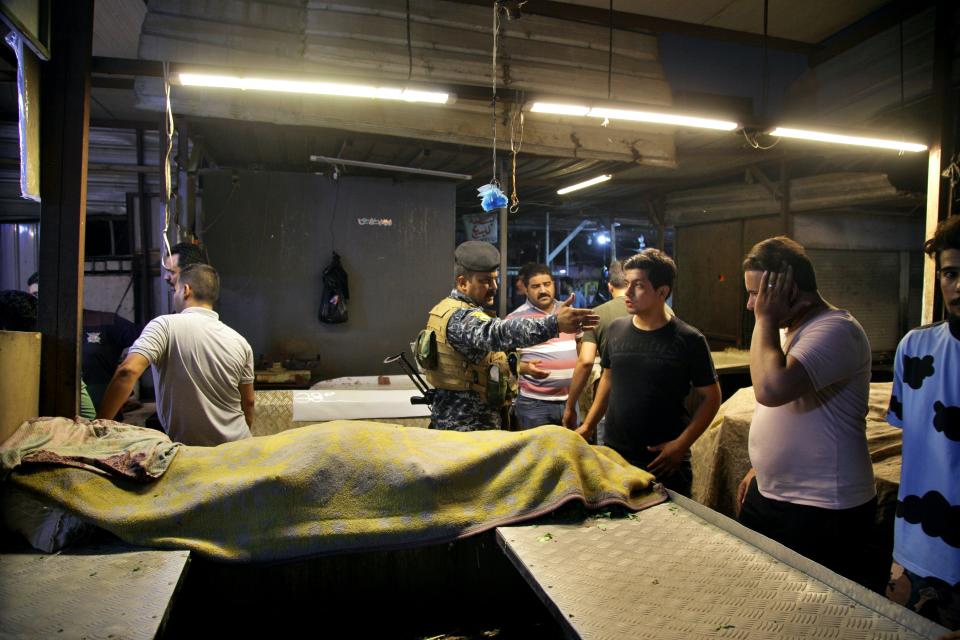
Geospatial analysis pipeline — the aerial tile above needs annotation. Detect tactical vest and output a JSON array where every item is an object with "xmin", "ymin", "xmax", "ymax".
[{"xmin": 420, "ymin": 297, "xmax": 512, "ymax": 407}]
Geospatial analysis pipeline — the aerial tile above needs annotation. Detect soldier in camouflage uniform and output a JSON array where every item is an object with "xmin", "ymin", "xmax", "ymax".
[{"xmin": 424, "ymin": 241, "xmax": 598, "ymax": 431}]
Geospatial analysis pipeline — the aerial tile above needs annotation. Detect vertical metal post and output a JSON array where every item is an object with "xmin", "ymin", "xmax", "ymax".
[
  {"xmin": 610, "ymin": 221, "xmax": 618, "ymax": 261},
  {"xmin": 38, "ymin": 0, "xmax": 94, "ymax": 417},
  {"xmin": 780, "ymin": 160, "xmax": 792, "ymax": 237},
  {"xmin": 498, "ymin": 159, "xmax": 508, "ymax": 318},
  {"xmin": 176, "ymin": 119, "xmax": 198, "ymax": 240},
  {"xmin": 125, "ymin": 192, "xmax": 142, "ymax": 322},
  {"xmin": 498, "ymin": 205, "xmax": 508, "ymax": 317},
  {"xmin": 545, "ymin": 211, "xmax": 551, "ymax": 268},
  {"xmin": 136, "ymin": 129, "xmax": 153, "ymax": 325},
  {"xmin": 899, "ymin": 251, "xmax": 911, "ymax": 337}
]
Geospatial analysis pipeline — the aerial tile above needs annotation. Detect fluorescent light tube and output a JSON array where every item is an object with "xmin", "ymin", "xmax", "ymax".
[
  {"xmin": 178, "ymin": 73, "xmax": 450, "ymax": 104},
  {"xmin": 530, "ymin": 102, "xmax": 591, "ymax": 116},
  {"xmin": 588, "ymin": 107, "xmax": 738, "ymax": 131},
  {"xmin": 769, "ymin": 127, "xmax": 928, "ymax": 152},
  {"xmin": 531, "ymin": 102, "xmax": 738, "ymax": 131},
  {"xmin": 557, "ymin": 174, "xmax": 612, "ymax": 195}
]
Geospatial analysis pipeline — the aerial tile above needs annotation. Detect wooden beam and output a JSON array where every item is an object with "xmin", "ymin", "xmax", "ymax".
[{"xmin": 38, "ymin": 0, "xmax": 94, "ymax": 417}]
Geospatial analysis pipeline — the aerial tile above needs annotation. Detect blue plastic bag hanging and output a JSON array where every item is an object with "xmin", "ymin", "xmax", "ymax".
[{"xmin": 477, "ymin": 182, "xmax": 508, "ymax": 212}]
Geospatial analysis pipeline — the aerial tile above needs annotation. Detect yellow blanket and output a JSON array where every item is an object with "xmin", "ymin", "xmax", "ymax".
[{"xmin": 6, "ymin": 421, "xmax": 664, "ymax": 562}]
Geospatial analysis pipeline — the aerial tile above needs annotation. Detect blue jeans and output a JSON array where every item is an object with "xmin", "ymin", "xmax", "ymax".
[{"xmin": 513, "ymin": 395, "xmax": 565, "ymax": 430}]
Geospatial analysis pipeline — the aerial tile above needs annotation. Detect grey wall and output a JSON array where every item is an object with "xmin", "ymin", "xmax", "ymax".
[
  {"xmin": 675, "ymin": 213, "xmax": 925, "ymax": 352},
  {"xmin": 202, "ymin": 171, "xmax": 455, "ymax": 379}
]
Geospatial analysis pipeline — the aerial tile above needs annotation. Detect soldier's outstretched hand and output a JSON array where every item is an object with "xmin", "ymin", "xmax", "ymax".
[{"xmin": 556, "ymin": 294, "xmax": 600, "ymax": 334}]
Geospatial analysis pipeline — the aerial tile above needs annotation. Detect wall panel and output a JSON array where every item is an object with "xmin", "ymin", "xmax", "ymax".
[{"xmin": 202, "ymin": 171, "xmax": 455, "ymax": 379}]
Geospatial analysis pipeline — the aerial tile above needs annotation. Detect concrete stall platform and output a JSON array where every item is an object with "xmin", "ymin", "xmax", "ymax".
[{"xmin": 496, "ymin": 492, "xmax": 948, "ymax": 640}]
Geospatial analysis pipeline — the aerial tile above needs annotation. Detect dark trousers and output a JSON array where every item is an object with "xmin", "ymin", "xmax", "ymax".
[
  {"xmin": 739, "ymin": 479, "xmax": 880, "ymax": 590},
  {"xmin": 513, "ymin": 396, "xmax": 565, "ymax": 430}
]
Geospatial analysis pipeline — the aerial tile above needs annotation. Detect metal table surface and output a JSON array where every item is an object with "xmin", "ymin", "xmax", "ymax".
[
  {"xmin": 0, "ymin": 538, "xmax": 190, "ymax": 640},
  {"xmin": 496, "ymin": 491, "xmax": 949, "ymax": 640}
]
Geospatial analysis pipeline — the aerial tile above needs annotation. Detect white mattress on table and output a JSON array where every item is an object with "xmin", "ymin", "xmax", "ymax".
[{"xmin": 292, "ymin": 388, "xmax": 431, "ymax": 421}]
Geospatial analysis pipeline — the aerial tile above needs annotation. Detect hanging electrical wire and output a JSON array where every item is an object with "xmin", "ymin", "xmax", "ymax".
[
  {"xmin": 607, "ymin": 0, "xmax": 613, "ymax": 100},
  {"xmin": 743, "ymin": 0, "xmax": 779, "ymax": 152},
  {"xmin": 476, "ymin": 2, "xmax": 508, "ymax": 212},
  {"xmin": 761, "ymin": 0, "xmax": 769, "ymax": 117},
  {"xmin": 405, "ymin": 0, "xmax": 414, "ymax": 82},
  {"xmin": 743, "ymin": 129, "xmax": 780, "ymax": 150},
  {"xmin": 898, "ymin": 5, "xmax": 906, "ymax": 157},
  {"xmin": 160, "ymin": 61, "xmax": 175, "ymax": 261}
]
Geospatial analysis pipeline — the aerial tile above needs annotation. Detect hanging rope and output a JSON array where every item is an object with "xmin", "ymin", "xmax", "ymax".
[
  {"xmin": 490, "ymin": 1, "xmax": 500, "ymax": 185},
  {"xmin": 161, "ymin": 61, "xmax": 175, "ymax": 261}
]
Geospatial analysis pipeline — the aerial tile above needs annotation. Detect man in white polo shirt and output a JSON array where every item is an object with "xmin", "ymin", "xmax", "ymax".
[{"xmin": 98, "ymin": 264, "xmax": 255, "ymax": 446}]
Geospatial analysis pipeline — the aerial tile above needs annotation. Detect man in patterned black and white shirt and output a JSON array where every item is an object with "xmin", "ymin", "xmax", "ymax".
[{"xmin": 886, "ymin": 215, "xmax": 960, "ymax": 636}]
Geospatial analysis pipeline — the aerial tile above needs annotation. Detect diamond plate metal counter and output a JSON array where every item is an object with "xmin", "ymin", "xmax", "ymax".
[
  {"xmin": 0, "ymin": 539, "xmax": 190, "ymax": 640},
  {"xmin": 496, "ymin": 492, "xmax": 948, "ymax": 639}
]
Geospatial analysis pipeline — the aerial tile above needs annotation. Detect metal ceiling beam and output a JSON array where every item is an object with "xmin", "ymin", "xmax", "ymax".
[
  {"xmin": 809, "ymin": 0, "xmax": 936, "ymax": 66},
  {"xmin": 547, "ymin": 219, "xmax": 593, "ymax": 264},
  {"xmin": 446, "ymin": 0, "xmax": 817, "ymax": 54},
  {"xmin": 309, "ymin": 155, "xmax": 472, "ymax": 180}
]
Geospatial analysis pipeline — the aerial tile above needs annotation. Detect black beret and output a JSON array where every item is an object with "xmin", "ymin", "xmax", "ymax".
[{"xmin": 455, "ymin": 241, "xmax": 500, "ymax": 272}]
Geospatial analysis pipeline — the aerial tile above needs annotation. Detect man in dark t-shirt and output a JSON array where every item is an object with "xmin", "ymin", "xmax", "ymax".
[
  {"xmin": 577, "ymin": 249, "xmax": 721, "ymax": 496},
  {"xmin": 83, "ymin": 309, "xmax": 141, "ymax": 410}
]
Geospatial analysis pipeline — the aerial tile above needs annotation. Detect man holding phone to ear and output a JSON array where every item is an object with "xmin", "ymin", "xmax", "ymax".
[{"xmin": 737, "ymin": 236, "xmax": 878, "ymax": 589}]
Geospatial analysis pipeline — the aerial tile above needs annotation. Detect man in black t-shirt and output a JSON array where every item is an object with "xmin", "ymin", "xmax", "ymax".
[
  {"xmin": 82, "ymin": 309, "xmax": 141, "ymax": 410},
  {"xmin": 576, "ymin": 249, "xmax": 721, "ymax": 496}
]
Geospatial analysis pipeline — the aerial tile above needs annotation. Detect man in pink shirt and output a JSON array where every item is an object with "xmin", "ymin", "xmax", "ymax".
[{"xmin": 738, "ymin": 236, "xmax": 878, "ymax": 589}]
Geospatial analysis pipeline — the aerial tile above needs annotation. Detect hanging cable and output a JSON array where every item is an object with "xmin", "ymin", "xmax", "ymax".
[
  {"xmin": 406, "ymin": 0, "xmax": 414, "ymax": 81},
  {"xmin": 490, "ymin": 1, "xmax": 500, "ymax": 185},
  {"xmin": 607, "ymin": 0, "xmax": 613, "ymax": 100},
  {"xmin": 509, "ymin": 103, "xmax": 525, "ymax": 213},
  {"xmin": 160, "ymin": 62, "xmax": 175, "ymax": 261},
  {"xmin": 761, "ymin": 0, "xmax": 769, "ymax": 117},
  {"xmin": 743, "ymin": 129, "xmax": 780, "ymax": 150},
  {"xmin": 898, "ymin": 2, "xmax": 906, "ymax": 156}
]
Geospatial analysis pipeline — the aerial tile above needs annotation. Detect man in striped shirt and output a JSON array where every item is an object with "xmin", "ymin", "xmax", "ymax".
[{"xmin": 506, "ymin": 264, "xmax": 580, "ymax": 429}]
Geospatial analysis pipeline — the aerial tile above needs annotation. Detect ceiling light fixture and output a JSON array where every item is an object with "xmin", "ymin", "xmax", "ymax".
[
  {"xmin": 531, "ymin": 102, "xmax": 739, "ymax": 131},
  {"xmin": 769, "ymin": 127, "xmax": 927, "ymax": 152},
  {"xmin": 178, "ymin": 73, "xmax": 451, "ymax": 104},
  {"xmin": 557, "ymin": 174, "xmax": 612, "ymax": 195}
]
